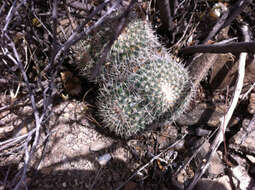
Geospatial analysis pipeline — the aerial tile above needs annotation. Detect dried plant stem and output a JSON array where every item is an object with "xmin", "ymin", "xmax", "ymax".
[
  {"xmin": 241, "ymin": 82, "xmax": 255, "ymax": 100},
  {"xmin": 181, "ymin": 42, "xmax": 255, "ymax": 55}
]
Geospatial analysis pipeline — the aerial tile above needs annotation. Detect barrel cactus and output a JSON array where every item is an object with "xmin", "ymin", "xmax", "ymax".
[
  {"xmin": 97, "ymin": 55, "xmax": 191, "ymax": 138},
  {"xmin": 74, "ymin": 17, "xmax": 192, "ymax": 137}
]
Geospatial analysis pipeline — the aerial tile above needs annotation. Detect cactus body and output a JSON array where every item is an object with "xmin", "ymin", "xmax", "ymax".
[
  {"xmin": 75, "ymin": 18, "xmax": 192, "ymax": 137},
  {"xmin": 98, "ymin": 56, "xmax": 191, "ymax": 138}
]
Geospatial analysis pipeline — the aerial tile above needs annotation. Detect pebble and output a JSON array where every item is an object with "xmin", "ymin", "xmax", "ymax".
[
  {"xmin": 246, "ymin": 155, "xmax": 255, "ymax": 163},
  {"xmin": 229, "ymin": 118, "xmax": 255, "ymax": 154},
  {"xmin": 90, "ymin": 141, "xmax": 111, "ymax": 152},
  {"xmin": 232, "ymin": 165, "xmax": 251, "ymax": 190},
  {"xmin": 98, "ymin": 153, "xmax": 112, "ymax": 166}
]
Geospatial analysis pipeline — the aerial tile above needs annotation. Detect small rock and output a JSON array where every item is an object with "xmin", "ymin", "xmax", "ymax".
[
  {"xmin": 62, "ymin": 182, "xmax": 67, "ymax": 188},
  {"xmin": 176, "ymin": 103, "xmax": 223, "ymax": 127},
  {"xmin": 247, "ymin": 155, "xmax": 255, "ymax": 163},
  {"xmin": 173, "ymin": 139, "xmax": 185, "ymax": 151},
  {"xmin": 193, "ymin": 141, "xmax": 225, "ymax": 177},
  {"xmin": 232, "ymin": 165, "xmax": 251, "ymax": 190},
  {"xmin": 248, "ymin": 88, "xmax": 255, "ymax": 114},
  {"xmin": 208, "ymin": 151, "xmax": 225, "ymax": 177},
  {"xmin": 195, "ymin": 128, "xmax": 211, "ymax": 136},
  {"xmin": 157, "ymin": 124, "xmax": 178, "ymax": 149},
  {"xmin": 245, "ymin": 59, "xmax": 255, "ymax": 83},
  {"xmin": 98, "ymin": 153, "xmax": 111, "ymax": 166},
  {"xmin": 0, "ymin": 126, "xmax": 14, "ymax": 138},
  {"xmin": 249, "ymin": 164, "xmax": 255, "ymax": 178},
  {"xmin": 177, "ymin": 102, "xmax": 240, "ymax": 128},
  {"xmin": 90, "ymin": 141, "xmax": 111, "ymax": 152},
  {"xmin": 209, "ymin": 53, "xmax": 236, "ymax": 90},
  {"xmin": 176, "ymin": 167, "xmax": 194, "ymax": 184},
  {"xmin": 229, "ymin": 118, "xmax": 255, "ymax": 154},
  {"xmin": 176, "ymin": 170, "xmax": 185, "ymax": 184},
  {"xmin": 81, "ymin": 145, "xmax": 90, "ymax": 155}
]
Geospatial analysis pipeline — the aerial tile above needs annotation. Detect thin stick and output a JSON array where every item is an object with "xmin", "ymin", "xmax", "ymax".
[
  {"xmin": 33, "ymin": 13, "xmax": 53, "ymax": 38},
  {"xmin": 5, "ymin": 38, "xmax": 43, "ymax": 190},
  {"xmin": 222, "ymin": 0, "xmax": 252, "ymax": 28},
  {"xmin": 157, "ymin": 0, "xmax": 174, "ymax": 31},
  {"xmin": 241, "ymin": 82, "xmax": 255, "ymax": 100},
  {"xmin": 180, "ymin": 41, "xmax": 255, "ymax": 55},
  {"xmin": 89, "ymin": 166, "xmax": 103, "ymax": 190},
  {"xmin": 2, "ymin": 0, "xmax": 18, "ymax": 33},
  {"xmin": 202, "ymin": 10, "xmax": 229, "ymax": 44},
  {"xmin": 44, "ymin": 0, "xmax": 121, "ymax": 73}
]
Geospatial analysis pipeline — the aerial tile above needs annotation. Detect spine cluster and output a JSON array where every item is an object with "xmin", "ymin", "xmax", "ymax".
[{"xmin": 75, "ymin": 19, "xmax": 192, "ymax": 138}]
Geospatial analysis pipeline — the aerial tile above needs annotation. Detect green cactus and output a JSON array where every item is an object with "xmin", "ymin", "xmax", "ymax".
[
  {"xmin": 74, "ymin": 18, "xmax": 192, "ymax": 137},
  {"xmin": 97, "ymin": 55, "xmax": 192, "ymax": 138}
]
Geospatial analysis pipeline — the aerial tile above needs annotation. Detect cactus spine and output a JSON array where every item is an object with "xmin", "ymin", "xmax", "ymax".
[{"xmin": 75, "ymin": 19, "xmax": 192, "ymax": 138}]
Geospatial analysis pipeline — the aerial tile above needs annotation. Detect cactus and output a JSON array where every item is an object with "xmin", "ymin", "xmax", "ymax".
[
  {"xmin": 75, "ymin": 17, "xmax": 192, "ymax": 137},
  {"xmin": 97, "ymin": 55, "xmax": 192, "ymax": 138}
]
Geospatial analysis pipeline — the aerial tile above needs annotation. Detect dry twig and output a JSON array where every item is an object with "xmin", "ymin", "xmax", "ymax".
[
  {"xmin": 181, "ymin": 41, "xmax": 255, "ymax": 55},
  {"xmin": 156, "ymin": 0, "xmax": 174, "ymax": 31}
]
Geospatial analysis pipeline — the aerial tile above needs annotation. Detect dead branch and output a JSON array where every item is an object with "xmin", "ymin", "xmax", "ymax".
[
  {"xmin": 223, "ymin": 0, "xmax": 252, "ymax": 28},
  {"xmin": 41, "ymin": 1, "xmax": 125, "ymax": 129},
  {"xmin": 180, "ymin": 41, "xmax": 255, "ymax": 55},
  {"xmin": 67, "ymin": 1, "xmax": 90, "ymax": 11},
  {"xmin": 1, "ymin": 33, "xmax": 44, "ymax": 189},
  {"xmin": 202, "ymin": 10, "xmax": 229, "ymax": 44},
  {"xmin": 49, "ymin": 0, "xmax": 58, "ymax": 67},
  {"xmin": 43, "ymin": 0, "xmax": 114, "ymax": 73},
  {"xmin": 157, "ymin": 0, "xmax": 174, "ymax": 31},
  {"xmin": 2, "ymin": 0, "xmax": 18, "ymax": 34}
]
